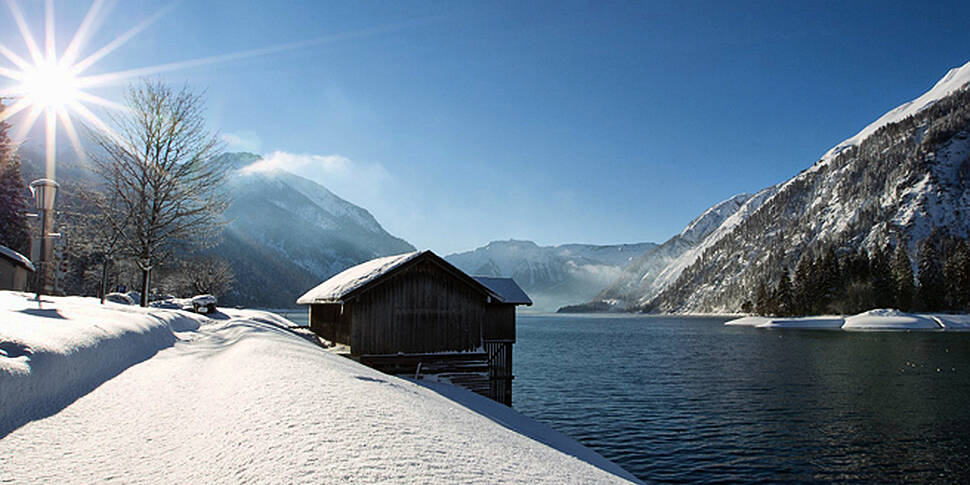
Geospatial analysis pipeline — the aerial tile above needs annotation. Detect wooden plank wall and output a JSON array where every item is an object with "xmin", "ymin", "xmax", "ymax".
[
  {"xmin": 360, "ymin": 353, "xmax": 492, "ymax": 400},
  {"xmin": 484, "ymin": 304, "xmax": 516, "ymax": 341},
  {"xmin": 350, "ymin": 260, "xmax": 486, "ymax": 355},
  {"xmin": 485, "ymin": 341, "xmax": 514, "ymax": 406},
  {"xmin": 309, "ymin": 303, "xmax": 352, "ymax": 344}
]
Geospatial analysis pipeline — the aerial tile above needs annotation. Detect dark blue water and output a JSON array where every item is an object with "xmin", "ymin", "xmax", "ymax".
[{"xmin": 513, "ymin": 314, "xmax": 970, "ymax": 483}]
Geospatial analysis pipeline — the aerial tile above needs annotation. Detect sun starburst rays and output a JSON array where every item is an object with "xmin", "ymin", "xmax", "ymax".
[
  {"xmin": 44, "ymin": 0, "xmax": 55, "ymax": 62},
  {"xmin": 6, "ymin": 0, "xmax": 44, "ymax": 65},
  {"xmin": 56, "ymin": 105, "xmax": 84, "ymax": 163},
  {"xmin": 69, "ymin": 3, "xmax": 175, "ymax": 78},
  {"xmin": 0, "ymin": 0, "xmax": 287, "ymax": 173},
  {"xmin": 0, "ymin": 0, "xmax": 131, "ymax": 177},
  {"xmin": 9, "ymin": 99, "xmax": 38, "ymax": 138},
  {"xmin": 58, "ymin": 0, "xmax": 106, "ymax": 68},
  {"xmin": 1, "ymin": 0, "xmax": 422, "ymax": 180}
]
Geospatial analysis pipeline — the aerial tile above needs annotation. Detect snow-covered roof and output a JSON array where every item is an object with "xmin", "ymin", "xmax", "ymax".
[
  {"xmin": 297, "ymin": 251, "xmax": 522, "ymax": 306},
  {"xmin": 0, "ymin": 245, "xmax": 35, "ymax": 272},
  {"xmin": 472, "ymin": 277, "xmax": 532, "ymax": 306},
  {"xmin": 297, "ymin": 251, "xmax": 424, "ymax": 304}
]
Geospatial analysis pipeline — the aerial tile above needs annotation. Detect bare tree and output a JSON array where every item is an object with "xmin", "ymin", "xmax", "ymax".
[
  {"xmin": 72, "ymin": 187, "xmax": 132, "ymax": 303},
  {"xmin": 163, "ymin": 255, "xmax": 235, "ymax": 297},
  {"xmin": 90, "ymin": 80, "xmax": 228, "ymax": 306}
]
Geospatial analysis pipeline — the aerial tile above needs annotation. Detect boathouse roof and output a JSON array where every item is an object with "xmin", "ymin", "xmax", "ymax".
[
  {"xmin": 472, "ymin": 277, "xmax": 532, "ymax": 306},
  {"xmin": 0, "ymin": 245, "xmax": 35, "ymax": 272},
  {"xmin": 297, "ymin": 250, "xmax": 524, "ymax": 305}
]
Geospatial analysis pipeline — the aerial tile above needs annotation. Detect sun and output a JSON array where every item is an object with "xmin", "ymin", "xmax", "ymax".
[
  {"xmin": 20, "ymin": 59, "xmax": 80, "ymax": 110},
  {"xmin": 1, "ymin": 0, "xmax": 410, "ymax": 179},
  {"xmin": 0, "ymin": 0, "xmax": 135, "ymax": 179}
]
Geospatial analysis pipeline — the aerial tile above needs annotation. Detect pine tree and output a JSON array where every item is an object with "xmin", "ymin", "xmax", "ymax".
[
  {"xmin": 754, "ymin": 281, "xmax": 772, "ymax": 316},
  {"xmin": 954, "ymin": 240, "xmax": 970, "ymax": 311},
  {"xmin": 917, "ymin": 241, "xmax": 945, "ymax": 311},
  {"xmin": 774, "ymin": 268, "xmax": 794, "ymax": 316},
  {"xmin": 944, "ymin": 240, "xmax": 962, "ymax": 310},
  {"xmin": 741, "ymin": 299, "xmax": 753, "ymax": 314},
  {"xmin": 792, "ymin": 252, "xmax": 815, "ymax": 316},
  {"xmin": 870, "ymin": 245, "xmax": 896, "ymax": 309},
  {"xmin": 819, "ymin": 248, "xmax": 841, "ymax": 312},
  {"xmin": 832, "ymin": 249, "xmax": 869, "ymax": 314},
  {"xmin": 893, "ymin": 244, "xmax": 915, "ymax": 311},
  {"xmin": 0, "ymin": 112, "xmax": 30, "ymax": 255}
]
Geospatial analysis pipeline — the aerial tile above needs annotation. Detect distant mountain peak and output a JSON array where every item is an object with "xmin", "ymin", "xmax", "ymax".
[
  {"xmin": 213, "ymin": 152, "xmax": 415, "ymax": 307},
  {"xmin": 484, "ymin": 239, "xmax": 541, "ymax": 249},
  {"xmin": 219, "ymin": 152, "xmax": 262, "ymax": 171},
  {"xmin": 446, "ymin": 239, "xmax": 656, "ymax": 311}
]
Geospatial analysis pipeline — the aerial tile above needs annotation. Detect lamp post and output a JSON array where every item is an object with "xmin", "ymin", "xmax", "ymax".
[{"xmin": 29, "ymin": 178, "xmax": 59, "ymax": 299}]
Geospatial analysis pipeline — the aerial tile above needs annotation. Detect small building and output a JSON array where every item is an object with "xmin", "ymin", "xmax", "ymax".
[
  {"xmin": 296, "ymin": 250, "xmax": 531, "ymax": 405},
  {"xmin": 0, "ymin": 245, "xmax": 35, "ymax": 291}
]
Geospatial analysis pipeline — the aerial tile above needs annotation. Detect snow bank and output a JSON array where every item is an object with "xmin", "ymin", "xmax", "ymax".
[
  {"xmin": 842, "ymin": 309, "xmax": 942, "ymax": 331},
  {"xmin": 726, "ymin": 309, "xmax": 964, "ymax": 331},
  {"xmin": 724, "ymin": 316, "xmax": 772, "ymax": 326},
  {"xmin": 0, "ymin": 291, "xmax": 636, "ymax": 483},
  {"xmin": 725, "ymin": 315, "xmax": 844, "ymax": 329},
  {"xmin": 932, "ymin": 314, "xmax": 970, "ymax": 330},
  {"xmin": 0, "ymin": 291, "xmax": 206, "ymax": 436},
  {"xmin": 757, "ymin": 316, "xmax": 845, "ymax": 330}
]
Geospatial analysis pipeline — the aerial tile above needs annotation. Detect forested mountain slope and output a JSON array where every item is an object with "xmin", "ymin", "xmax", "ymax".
[{"xmin": 649, "ymin": 64, "xmax": 970, "ymax": 313}]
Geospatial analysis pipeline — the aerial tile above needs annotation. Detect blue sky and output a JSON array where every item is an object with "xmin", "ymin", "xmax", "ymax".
[{"xmin": 4, "ymin": 1, "xmax": 970, "ymax": 254}]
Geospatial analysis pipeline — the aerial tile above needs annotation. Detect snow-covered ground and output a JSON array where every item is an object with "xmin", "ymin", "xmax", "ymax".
[
  {"xmin": 756, "ymin": 316, "xmax": 846, "ymax": 330},
  {"xmin": 725, "ymin": 309, "xmax": 970, "ymax": 331},
  {"xmin": 0, "ymin": 291, "xmax": 638, "ymax": 483}
]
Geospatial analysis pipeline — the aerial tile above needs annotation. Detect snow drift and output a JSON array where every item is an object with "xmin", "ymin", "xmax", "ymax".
[
  {"xmin": 0, "ymin": 292, "xmax": 205, "ymax": 436},
  {"xmin": 0, "ymin": 291, "xmax": 638, "ymax": 483},
  {"xmin": 842, "ymin": 309, "xmax": 941, "ymax": 331}
]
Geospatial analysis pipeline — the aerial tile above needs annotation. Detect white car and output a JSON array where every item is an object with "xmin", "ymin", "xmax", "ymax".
[
  {"xmin": 185, "ymin": 294, "xmax": 217, "ymax": 314},
  {"xmin": 104, "ymin": 292, "xmax": 135, "ymax": 305}
]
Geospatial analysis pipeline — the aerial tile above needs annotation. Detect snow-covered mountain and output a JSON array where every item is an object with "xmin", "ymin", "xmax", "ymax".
[
  {"xmin": 215, "ymin": 153, "xmax": 415, "ymax": 307},
  {"xmin": 445, "ymin": 239, "xmax": 656, "ymax": 311},
  {"xmin": 584, "ymin": 60, "xmax": 970, "ymax": 313}
]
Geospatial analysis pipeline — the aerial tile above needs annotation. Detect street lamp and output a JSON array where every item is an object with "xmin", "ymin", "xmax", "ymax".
[{"xmin": 29, "ymin": 178, "xmax": 59, "ymax": 299}]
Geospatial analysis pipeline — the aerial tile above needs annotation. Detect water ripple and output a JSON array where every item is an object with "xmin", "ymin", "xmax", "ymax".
[{"xmin": 513, "ymin": 315, "xmax": 970, "ymax": 483}]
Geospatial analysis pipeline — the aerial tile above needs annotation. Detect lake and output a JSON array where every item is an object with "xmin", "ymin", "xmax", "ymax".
[
  {"xmin": 278, "ymin": 311, "xmax": 970, "ymax": 482},
  {"xmin": 515, "ymin": 314, "xmax": 970, "ymax": 483}
]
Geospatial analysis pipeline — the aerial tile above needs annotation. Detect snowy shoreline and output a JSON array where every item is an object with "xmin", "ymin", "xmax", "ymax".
[
  {"xmin": 0, "ymin": 291, "xmax": 639, "ymax": 483},
  {"xmin": 725, "ymin": 309, "xmax": 970, "ymax": 331}
]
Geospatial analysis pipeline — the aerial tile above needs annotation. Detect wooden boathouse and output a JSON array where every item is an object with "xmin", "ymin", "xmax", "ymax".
[{"xmin": 296, "ymin": 250, "xmax": 531, "ymax": 405}]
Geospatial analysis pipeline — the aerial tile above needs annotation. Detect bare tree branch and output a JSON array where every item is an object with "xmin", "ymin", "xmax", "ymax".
[{"xmin": 88, "ymin": 79, "xmax": 228, "ymax": 306}]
